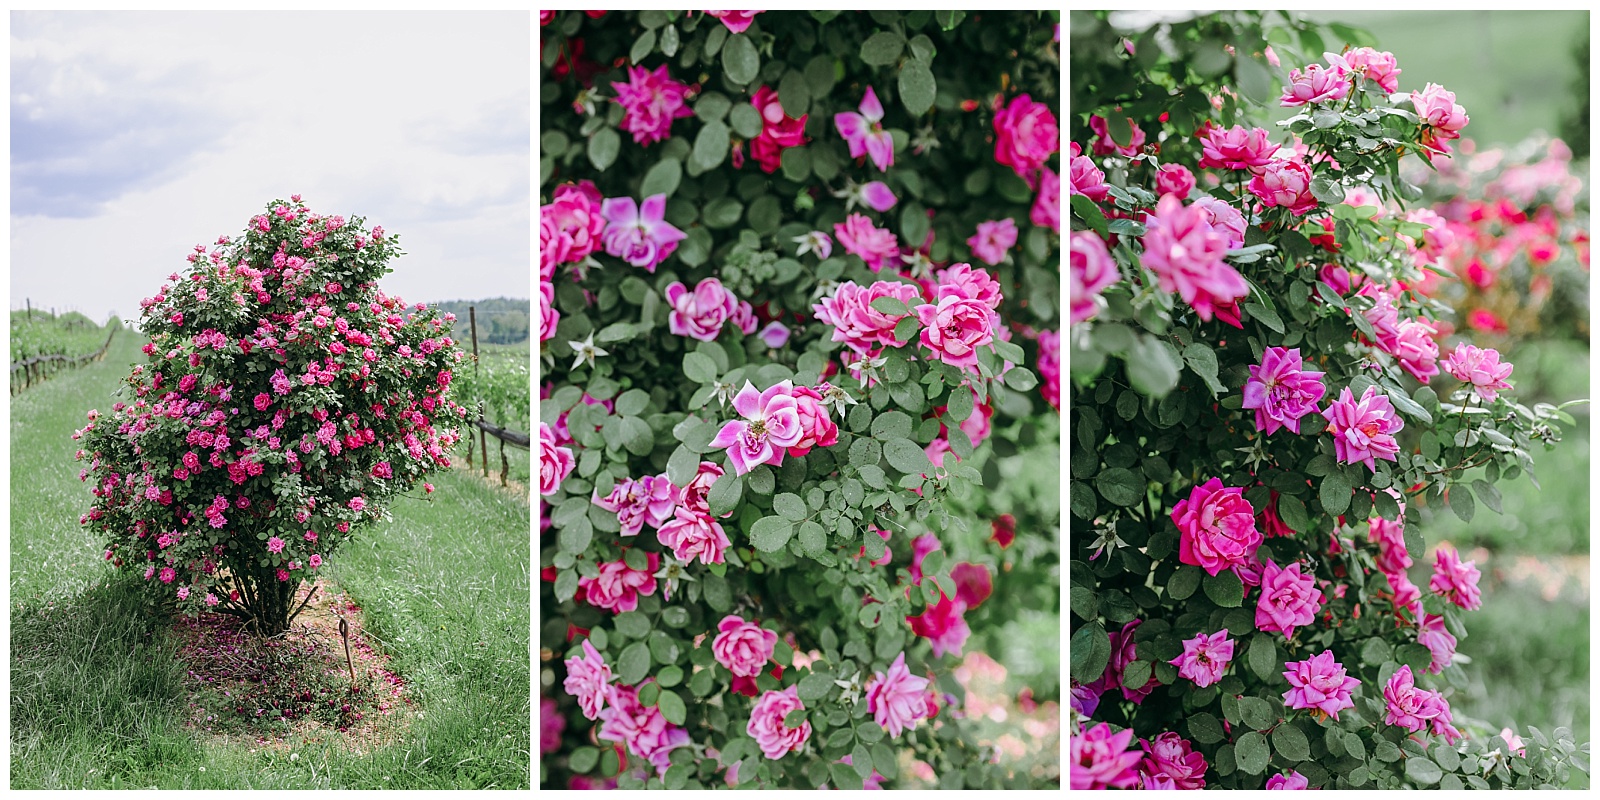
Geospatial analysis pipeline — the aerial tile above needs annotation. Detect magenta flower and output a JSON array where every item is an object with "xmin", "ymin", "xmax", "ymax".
[
  {"xmin": 598, "ymin": 684, "xmax": 692, "ymax": 777},
  {"xmin": 708, "ymin": 380, "xmax": 805, "ymax": 475},
  {"xmin": 610, "ymin": 64, "xmax": 695, "ymax": 146},
  {"xmin": 706, "ymin": 9, "xmax": 762, "ymax": 33},
  {"xmin": 1412, "ymin": 83, "xmax": 1470, "ymax": 136},
  {"xmin": 578, "ymin": 552, "xmax": 659, "ymax": 613},
  {"xmin": 935, "ymin": 263, "xmax": 1004, "ymax": 310},
  {"xmin": 665, "ymin": 277, "xmax": 738, "ymax": 341},
  {"xmin": 600, "ymin": 194, "xmax": 687, "ymax": 273},
  {"xmin": 1172, "ymin": 477, "xmax": 1261, "ymax": 576},
  {"xmin": 1321, "ymin": 385, "xmax": 1404, "ymax": 472},
  {"xmin": 812, "ymin": 279, "xmax": 922, "ymax": 354},
  {"xmin": 1140, "ymin": 732, "xmax": 1208, "ymax": 790},
  {"xmin": 539, "ymin": 422, "xmax": 575, "ymax": 496},
  {"xmin": 913, "ymin": 295, "xmax": 997, "ymax": 372},
  {"xmin": 834, "ymin": 213, "xmax": 900, "ymax": 272},
  {"xmin": 1359, "ymin": 284, "xmax": 1402, "ymax": 350},
  {"xmin": 1341, "ymin": 47, "xmax": 1401, "ymax": 93},
  {"xmin": 1069, "ymin": 145, "xmax": 1110, "ymax": 203},
  {"xmin": 1389, "ymin": 318, "xmax": 1440, "ymax": 384},
  {"xmin": 1249, "ymin": 159, "xmax": 1318, "ymax": 215},
  {"xmin": 1198, "ymin": 124, "xmax": 1280, "ymax": 173},
  {"xmin": 1070, "ymin": 231, "xmax": 1119, "ymax": 326},
  {"xmin": 1383, "ymin": 665, "xmax": 1462, "ymax": 742},
  {"xmin": 1170, "ymin": 630, "xmax": 1234, "ymax": 688},
  {"xmin": 1191, "ymin": 194, "xmax": 1247, "ymax": 250},
  {"xmin": 1032, "ymin": 165, "xmax": 1061, "ymax": 233},
  {"xmin": 786, "ymin": 385, "xmax": 838, "ymax": 457},
  {"xmin": 907, "ymin": 590, "xmax": 971, "ymax": 659},
  {"xmin": 747, "ymin": 685, "xmax": 812, "ymax": 759},
  {"xmin": 1267, "ymin": 771, "xmax": 1311, "ymax": 790},
  {"xmin": 712, "ymin": 615, "xmax": 778, "ymax": 678},
  {"xmin": 1099, "ymin": 619, "xmax": 1160, "ymax": 703},
  {"xmin": 1088, "ymin": 114, "xmax": 1146, "ymax": 157},
  {"xmin": 1256, "ymin": 559, "xmax": 1322, "ymax": 639},
  {"xmin": 1279, "ymin": 62, "xmax": 1351, "ymax": 107},
  {"xmin": 1070, "ymin": 722, "xmax": 1143, "ymax": 790},
  {"xmin": 1140, "ymin": 194, "xmax": 1249, "ymax": 323},
  {"xmin": 858, "ymin": 180, "xmax": 898, "ymax": 212},
  {"xmin": 656, "ymin": 507, "xmax": 731, "ymax": 565},
  {"xmin": 562, "ymin": 639, "xmax": 614, "ymax": 720},
  {"xmin": 864, "ymin": 652, "xmax": 933, "ymax": 738},
  {"xmin": 748, "ymin": 85, "xmax": 808, "ymax": 173},
  {"xmin": 757, "ymin": 321, "xmax": 790, "ymax": 349},
  {"xmin": 1155, "ymin": 163, "xmax": 1196, "ymax": 200},
  {"xmin": 592, "ymin": 474, "xmax": 677, "ymax": 537},
  {"xmin": 967, "ymin": 218, "xmax": 1018, "ymax": 266},
  {"xmin": 1242, "ymin": 347, "xmax": 1327, "ymax": 435},
  {"xmin": 1368, "ymin": 515, "xmax": 1413, "ymax": 575},
  {"xmin": 1429, "ymin": 544, "xmax": 1482, "ymax": 610},
  {"xmin": 835, "ymin": 86, "xmax": 894, "ymax": 172},
  {"xmin": 993, "ymin": 94, "xmax": 1059, "ymax": 184},
  {"xmin": 1443, "ymin": 343, "xmax": 1514, "ymax": 402},
  {"xmin": 1418, "ymin": 612, "xmax": 1458, "ymax": 674},
  {"xmin": 1281, "ymin": 650, "xmax": 1360, "ymax": 720},
  {"xmin": 541, "ymin": 182, "xmax": 606, "ymax": 276},
  {"xmin": 677, "ymin": 460, "xmax": 726, "ymax": 517}
]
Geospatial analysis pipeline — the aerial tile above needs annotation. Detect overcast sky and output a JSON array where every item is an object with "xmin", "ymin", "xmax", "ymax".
[{"xmin": 11, "ymin": 11, "xmax": 529, "ymax": 324}]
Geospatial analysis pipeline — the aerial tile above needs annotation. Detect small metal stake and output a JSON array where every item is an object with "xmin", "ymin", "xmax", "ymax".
[{"xmin": 339, "ymin": 617, "xmax": 356, "ymax": 690}]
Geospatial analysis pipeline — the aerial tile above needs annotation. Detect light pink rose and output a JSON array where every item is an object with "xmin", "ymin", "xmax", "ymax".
[
  {"xmin": 1140, "ymin": 732, "xmax": 1207, "ymax": 790},
  {"xmin": 600, "ymin": 194, "xmax": 687, "ymax": 273},
  {"xmin": 610, "ymin": 64, "xmax": 695, "ymax": 146},
  {"xmin": 1172, "ymin": 477, "xmax": 1261, "ymax": 576},
  {"xmin": 656, "ymin": 507, "xmax": 730, "ymax": 565},
  {"xmin": 913, "ymin": 296, "xmax": 996, "ymax": 372},
  {"xmin": 835, "ymin": 86, "xmax": 894, "ymax": 172},
  {"xmin": 1389, "ymin": 318, "xmax": 1440, "ymax": 384},
  {"xmin": 578, "ymin": 553, "xmax": 659, "ymax": 613},
  {"xmin": 1369, "ymin": 515, "xmax": 1412, "ymax": 575},
  {"xmin": 706, "ymin": 9, "xmax": 762, "ymax": 33},
  {"xmin": 757, "ymin": 320, "xmax": 791, "ymax": 349},
  {"xmin": 967, "ymin": 218, "xmax": 1018, "ymax": 266},
  {"xmin": 1069, "ymin": 146, "xmax": 1111, "ymax": 203},
  {"xmin": 1279, "ymin": 62, "xmax": 1350, "ymax": 107},
  {"xmin": 812, "ymin": 280, "xmax": 922, "ymax": 354},
  {"xmin": 563, "ymin": 639, "xmax": 614, "ymax": 720},
  {"xmin": 666, "ymin": 277, "xmax": 738, "ymax": 341},
  {"xmin": 1198, "ymin": 124, "xmax": 1280, "ymax": 172},
  {"xmin": 1190, "ymin": 194, "xmax": 1247, "ymax": 251},
  {"xmin": 1170, "ymin": 630, "xmax": 1234, "ymax": 688},
  {"xmin": 834, "ymin": 213, "xmax": 901, "ymax": 272},
  {"xmin": 1249, "ymin": 159, "xmax": 1318, "ymax": 215},
  {"xmin": 858, "ymin": 180, "xmax": 898, "ymax": 212},
  {"xmin": 539, "ymin": 422, "xmax": 575, "ymax": 496},
  {"xmin": 1412, "ymin": 82, "xmax": 1469, "ymax": 134},
  {"xmin": 592, "ymin": 474, "xmax": 678, "ymax": 537},
  {"xmin": 709, "ymin": 380, "xmax": 804, "ymax": 475},
  {"xmin": 864, "ymin": 652, "xmax": 933, "ymax": 738},
  {"xmin": 1140, "ymin": 194, "xmax": 1248, "ymax": 322},
  {"xmin": 1032, "ymin": 165, "xmax": 1061, "ymax": 233},
  {"xmin": 993, "ymin": 94, "xmax": 1060, "ymax": 183},
  {"xmin": 1341, "ymin": 47, "xmax": 1401, "ymax": 93},
  {"xmin": 936, "ymin": 263, "xmax": 1003, "ymax": 310},
  {"xmin": 747, "ymin": 685, "xmax": 812, "ymax": 759},
  {"xmin": 1418, "ymin": 612, "xmax": 1457, "ymax": 674},
  {"xmin": 713, "ymin": 615, "xmax": 778, "ymax": 677},
  {"xmin": 1281, "ymin": 650, "xmax": 1359, "ymax": 720},
  {"xmin": 1255, "ymin": 559, "xmax": 1322, "ymax": 639},
  {"xmin": 1443, "ymin": 343, "xmax": 1514, "ymax": 402}
]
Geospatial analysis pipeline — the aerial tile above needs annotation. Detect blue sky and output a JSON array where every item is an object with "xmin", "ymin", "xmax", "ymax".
[{"xmin": 10, "ymin": 11, "xmax": 529, "ymax": 323}]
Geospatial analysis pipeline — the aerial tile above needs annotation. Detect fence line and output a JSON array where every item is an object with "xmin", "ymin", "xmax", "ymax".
[{"xmin": 9, "ymin": 328, "xmax": 117, "ymax": 395}]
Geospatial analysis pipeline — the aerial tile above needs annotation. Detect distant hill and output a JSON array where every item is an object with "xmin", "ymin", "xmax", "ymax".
[{"xmin": 430, "ymin": 297, "xmax": 531, "ymax": 345}]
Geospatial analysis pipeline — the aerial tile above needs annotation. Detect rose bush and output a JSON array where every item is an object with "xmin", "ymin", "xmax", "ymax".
[
  {"xmin": 1069, "ymin": 11, "xmax": 1590, "ymax": 790},
  {"xmin": 75, "ymin": 196, "xmax": 467, "ymax": 636},
  {"xmin": 541, "ymin": 9, "xmax": 1060, "ymax": 790}
]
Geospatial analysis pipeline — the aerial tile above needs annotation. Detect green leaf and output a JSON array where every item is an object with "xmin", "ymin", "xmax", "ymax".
[
  {"xmin": 1397, "ymin": 642, "xmax": 1433, "ymax": 673},
  {"xmin": 1272, "ymin": 722, "xmax": 1311, "ymax": 761},
  {"xmin": 797, "ymin": 670, "xmax": 835, "ymax": 701},
  {"xmin": 1320, "ymin": 468, "xmax": 1351, "ymax": 516},
  {"xmin": 1167, "ymin": 565, "xmax": 1202, "ymax": 600},
  {"xmin": 689, "ymin": 120, "xmax": 731, "ymax": 175},
  {"xmin": 1405, "ymin": 756, "xmax": 1443, "ymax": 785},
  {"xmin": 860, "ymin": 30, "xmax": 905, "ymax": 66},
  {"xmin": 1093, "ymin": 467, "xmax": 1144, "ymax": 507},
  {"xmin": 554, "ymin": 569, "xmax": 578, "ymax": 603},
  {"xmin": 1234, "ymin": 730, "xmax": 1270, "ymax": 775},
  {"xmin": 618, "ymin": 642, "xmax": 651, "ymax": 684},
  {"xmin": 1121, "ymin": 659, "xmax": 1151, "ymax": 689},
  {"xmin": 778, "ymin": 69, "xmax": 812, "ymax": 119},
  {"xmin": 1312, "ymin": 108, "xmax": 1341, "ymax": 129},
  {"xmin": 1181, "ymin": 343, "xmax": 1225, "ymax": 395},
  {"xmin": 722, "ymin": 33, "xmax": 760, "ymax": 85},
  {"xmin": 1277, "ymin": 493, "xmax": 1310, "ymax": 532},
  {"xmin": 883, "ymin": 438, "xmax": 931, "ymax": 475},
  {"xmin": 703, "ymin": 196, "xmax": 743, "ymax": 228},
  {"xmin": 898, "ymin": 60, "xmax": 936, "ymax": 116},
  {"xmin": 804, "ymin": 54, "xmax": 837, "ymax": 98},
  {"xmin": 1243, "ymin": 302, "xmax": 1286, "ymax": 334},
  {"xmin": 1238, "ymin": 696, "xmax": 1275, "ymax": 730},
  {"xmin": 1471, "ymin": 479, "xmax": 1502, "ymax": 514},
  {"xmin": 569, "ymin": 746, "xmax": 600, "ymax": 773},
  {"xmin": 615, "ymin": 610, "xmax": 650, "ymax": 639},
  {"xmin": 750, "ymin": 516, "xmax": 795, "ymax": 552},
  {"xmin": 656, "ymin": 664, "xmax": 684, "ymax": 688},
  {"xmin": 773, "ymin": 492, "xmax": 808, "ymax": 521},
  {"xmin": 869, "ymin": 296, "xmax": 909, "ymax": 316},
  {"xmin": 1310, "ymin": 175, "xmax": 1345, "ymax": 205},
  {"xmin": 1126, "ymin": 335, "xmax": 1181, "ymax": 397},
  {"xmin": 1248, "ymin": 633, "xmax": 1278, "ymax": 683},
  {"xmin": 1070, "ymin": 621, "xmax": 1111, "ymax": 683},
  {"xmin": 1071, "ymin": 193, "xmax": 1108, "ymax": 235},
  {"xmin": 588, "ymin": 128, "xmax": 621, "ymax": 171},
  {"xmin": 707, "ymin": 471, "xmax": 743, "ymax": 516},
  {"xmin": 934, "ymin": 9, "xmax": 965, "ymax": 30},
  {"xmin": 702, "ymin": 573, "xmax": 732, "ymax": 612},
  {"xmin": 630, "ymin": 29, "xmax": 657, "ymax": 64},
  {"xmin": 798, "ymin": 521, "xmax": 827, "ymax": 556},
  {"xmin": 1387, "ymin": 388, "xmax": 1433, "ymax": 424},
  {"xmin": 1188, "ymin": 711, "xmax": 1225, "ymax": 744},
  {"xmin": 1203, "ymin": 570, "xmax": 1244, "ymax": 608},
  {"xmin": 729, "ymin": 102, "xmax": 764, "ymax": 139},
  {"xmin": 1004, "ymin": 367, "xmax": 1039, "ymax": 392},
  {"xmin": 1448, "ymin": 484, "xmax": 1475, "ymax": 522},
  {"xmin": 640, "ymin": 158, "xmax": 684, "ymax": 199},
  {"xmin": 558, "ymin": 516, "xmax": 593, "ymax": 554}
]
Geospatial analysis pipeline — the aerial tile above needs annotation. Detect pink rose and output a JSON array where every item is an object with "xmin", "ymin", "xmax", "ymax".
[
  {"xmin": 562, "ymin": 639, "xmax": 614, "ymax": 720},
  {"xmin": 967, "ymin": 218, "xmax": 1018, "ymax": 266},
  {"xmin": 1383, "ymin": 665, "xmax": 1462, "ymax": 742},
  {"xmin": 541, "ymin": 182, "xmax": 607, "ymax": 276},
  {"xmin": 1267, "ymin": 771, "xmax": 1311, "ymax": 790},
  {"xmin": 1368, "ymin": 515, "xmax": 1412, "ymax": 575},
  {"xmin": 1198, "ymin": 124, "xmax": 1280, "ymax": 172},
  {"xmin": 1070, "ymin": 722, "xmax": 1143, "ymax": 790},
  {"xmin": 835, "ymin": 86, "xmax": 894, "ymax": 172},
  {"xmin": 593, "ymin": 474, "xmax": 678, "ymax": 537},
  {"xmin": 598, "ymin": 684, "xmax": 692, "ymax": 777},
  {"xmin": 1411, "ymin": 82, "xmax": 1469, "ymax": 135},
  {"xmin": 812, "ymin": 280, "xmax": 922, "ymax": 354},
  {"xmin": 757, "ymin": 320, "xmax": 791, "ymax": 349},
  {"xmin": 666, "ymin": 277, "xmax": 738, "ymax": 341},
  {"xmin": 1281, "ymin": 650, "xmax": 1360, "ymax": 720},
  {"xmin": 1068, "ymin": 231, "xmax": 1118, "ymax": 327},
  {"xmin": 1038, "ymin": 329, "xmax": 1061, "ymax": 410},
  {"xmin": 712, "ymin": 615, "xmax": 778, "ymax": 677},
  {"xmin": 748, "ymin": 85, "xmax": 807, "ymax": 173},
  {"xmin": 1387, "ymin": 318, "xmax": 1440, "ymax": 384},
  {"xmin": 1191, "ymin": 194, "xmax": 1247, "ymax": 251},
  {"xmin": 786, "ymin": 385, "xmax": 838, "ymax": 457},
  {"xmin": 1443, "ymin": 343, "xmax": 1514, "ymax": 402},
  {"xmin": 747, "ymin": 685, "xmax": 812, "ymax": 759},
  {"xmin": 1255, "ymin": 559, "xmax": 1322, "ymax": 639},
  {"xmin": 538, "ymin": 280, "xmax": 560, "ymax": 343},
  {"xmin": 610, "ymin": 64, "xmax": 694, "ymax": 146},
  {"xmin": 993, "ymin": 94, "xmax": 1060, "ymax": 183},
  {"xmin": 1140, "ymin": 732, "xmax": 1207, "ymax": 790},
  {"xmin": 678, "ymin": 461, "xmax": 726, "ymax": 517},
  {"xmin": 1241, "ymin": 347, "xmax": 1327, "ymax": 435},
  {"xmin": 1249, "ymin": 159, "xmax": 1318, "ymax": 215},
  {"xmin": 907, "ymin": 590, "xmax": 970, "ymax": 658},
  {"xmin": 1101, "ymin": 619, "xmax": 1159, "ymax": 703},
  {"xmin": 656, "ymin": 507, "xmax": 730, "ymax": 565},
  {"xmin": 1172, "ymin": 477, "xmax": 1261, "ymax": 576},
  {"xmin": 1418, "ymin": 612, "xmax": 1457, "ymax": 674},
  {"xmin": 935, "ymin": 263, "xmax": 1003, "ymax": 310},
  {"xmin": 1170, "ymin": 630, "xmax": 1234, "ymax": 688},
  {"xmin": 600, "ymin": 193, "xmax": 687, "ymax": 273},
  {"xmin": 1032, "ymin": 166, "xmax": 1061, "ymax": 233},
  {"xmin": 950, "ymin": 562, "xmax": 993, "ymax": 609},
  {"xmin": 864, "ymin": 652, "xmax": 933, "ymax": 738},
  {"xmin": 1429, "ymin": 544, "xmax": 1482, "ymax": 610},
  {"xmin": 1069, "ymin": 146, "xmax": 1111, "ymax": 203},
  {"xmin": 913, "ymin": 296, "xmax": 996, "ymax": 371},
  {"xmin": 539, "ymin": 422, "xmax": 575, "ymax": 496},
  {"xmin": 1155, "ymin": 163, "xmax": 1196, "ymax": 200},
  {"xmin": 1140, "ymin": 194, "xmax": 1248, "ymax": 323},
  {"xmin": 709, "ymin": 380, "xmax": 804, "ymax": 475},
  {"xmin": 1279, "ymin": 62, "xmax": 1350, "ymax": 107},
  {"xmin": 1089, "ymin": 113, "xmax": 1145, "ymax": 158},
  {"xmin": 578, "ymin": 553, "xmax": 659, "ymax": 613},
  {"xmin": 1319, "ymin": 263, "xmax": 1352, "ymax": 296},
  {"xmin": 1321, "ymin": 385, "xmax": 1403, "ymax": 471},
  {"xmin": 909, "ymin": 532, "xmax": 941, "ymax": 585},
  {"xmin": 833, "ymin": 213, "xmax": 900, "ymax": 272},
  {"xmin": 1342, "ymin": 47, "xmax": 1401, "ymax": 93},
  {"xmin": 730, "ymin": 300, "xmax": 758, "ymax": 335},
  {"xmin": 706, "ymin": 9, "xmax": 762, "ymax": 33}
]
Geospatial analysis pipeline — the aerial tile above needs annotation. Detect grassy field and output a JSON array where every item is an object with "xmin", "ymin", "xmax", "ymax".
[{"xmin": 10, "ymin": 334, "xmax": 531, "ymax": 789}]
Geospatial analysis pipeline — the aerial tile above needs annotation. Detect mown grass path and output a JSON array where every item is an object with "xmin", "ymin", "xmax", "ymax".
[{"xmin": 10, "ymin": 335, "xmax": 530, "ymax": 789}]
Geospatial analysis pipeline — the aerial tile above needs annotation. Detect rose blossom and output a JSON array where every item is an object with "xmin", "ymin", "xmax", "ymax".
[
  {"xmin": 757, "ymin": 321, "xmax": 790, "ymax": 349},
  {"xmin": 864, "ymin": 652, "xmax": 933, "ymax": 738},
  {"xmin": 1342, "ymin": 47, "xmax": 1401, "ymax": 93},
  {"xmin": 967, "ymin": 218, "xmax": 1017, "ymax": 266},
  {"xmin": 541, "ymin": 182, "xmax": 606, "ymax": 275},
  {"xmin": 1281, "ymin": 650, "xmax": 1360, "ymax": 720},
  {"xmin": 1032, "ymin": 166, "xmax": 1061, "ymax": 233},
  {"xmin": 1255, "ymin": 560, "xmax": 1322, "ymax": 639},
  {"xmin": 834, "ymin": 213, "xmax": 900, "ymax": 271},
  {"xmin": 1088, "ymin": 113, "xmax": 1146, "ymax": 157},
  {"xmin": 600, "ymin": 194, "xmax": 687, "ymax": 273},
  {"xmin": 598, "ymin": 684, "xmax": 692, "ymax": 777},
  {"xmin": 1429, "ymin": 544, "xmax": 1482, "ymax": 610},
  {"xmin": 1170, "ymin": 630, "xmax": 1234, "ymax": 687},
  {"xmin": 1418, "ymin": 612, "xmax": 1458, "ymax": 674},
  {"xmin": 835, "ymin": 86, "xmax": 894, "ymax": 172},
  {"xmin": 747, "ymin": 686, "xmax": 812, "ymax": 759},
  {"xmin": 993, "ymin": 94, "xmax": 1059, "ymax": 183},
  {"xmin": 812, "ymin": 279, "xmax": 921, "ymax": 354},
  {"xmin": 1279, "ymin": 62, "xmax": 1350, "ymax": 107},
  {"xmin": 1267, "ymin": 771, "xmax": 1311, "ymax": 790},
  {"xmin": 1070, "ymin": 722, "xmax": 1143, "ymax": 790},
  {"xmin": 579, "ymin": 553, "xmax": 659, "ymax": 613},
  {"xmin": 1321, "ymin": 385, "xmax": 1403, "ymax": 471},
  {"xmin": 1070, "ymin": 231, "xmax": 1119, "ymax": 326},
  {"xmin": 1155, "ymin": 163, "xmax": 1196, "ymax": 200},
  {"xmin": 712, "ymin": 615, "xmax": 778, "ymax": 678},
  {"xmin": 1100, "ymin": 619, "xmax": 1160, "ymax": 703},
  {"xmin": 787, "ymin": 385, "xmax": 838, "ymax": 456},
  {"xmin": 1140, "ymin": 194, "xmax": 1249, "ymax": 323},
  {"xmin": 656, "ymin": 507, "xmax": 731, "ymax": 565},
  {"xmin": 1443, "ymin": 343, "xmax": 1514, "ymax": 402},
  {"xmin": 706, "ymin": 9, "xmax": 762, "ymax": 33},
  {"xmin": 563, "ymin": 639, "xmax": 613, "ymax": 720},
  {"xmin": 1249, "ymin": 159, "xmax": 1318, "ymax": 215},
  {"xmin": 593, "ymin": 474, "xmax": 677, "ymax": 536},
  {"xmin": 1411, "ymin": 83, "xmax": 1470, "ymax": 136},
  {"xmin": 665, "ymin": 277, "xmax": 738, "ymax": 341},
  {"xmin": 1198, "ymin": 124, "xmax": 1280, "ymax": 172},
  {"xmin": 936, "ymin": 263, "xmax": 1003, "ymax": 310},
  {"xmin": 1172, "ymin": 477, "xmax": 1261, "ymax": 576},
  {"xmin": 1037, "ymin": 329, "xmax": 1061, "ymax": 410},
  {"xmin": 1383, "ymin": 665, "xmax": 1461, "ymax": 741},
  {"xmin": 610, "ymin": 64, "xmax": 694, "ymax": 146},
  {"xmin": 1496, "ymin": 728, "xmax": 1528, "ymax": 757},
  {"xmin": 913, "ymin": 295, "xmax": 996, "ymax": 372},
  {"xmin": 678, "ymin": 461, "xmax": 725, "ymax": 516},
  {"xmin": 1140, "ymin": 732, "xmax": 1208, "ymax": 790},
  {"xmin": 1242, "ymin": 347, "xmax": 1327, "ymax": 435},
  {"xmin": 1190, "ymin": 194, "xmax": 1247, "ymax": 251},
  {"xmin": 538, "ymin": 280, "xmax": 559, "ymax": 343},
  {"xmin": 1369, "ymin": 515, "xmax": 1413, "ymax": 575},
  {"xmin": 1069, "ymin": 144, "xmax": 1111, "ymax": 203},
  {"xmin": 748, "ymin": 85, "xmax": 807, "ymax": 173},
  {"xmin": 907, "ymin": 590, "xmax": 970, "ymax": 658},
  {"xmin": 1389, "ymin": 318, "xmax": 1440, "ymax": 384},
  {"xmin": 709, "ymin": 380, "xmax": 804, "ymax": 475},
  {"xmin": 539, "ymin": 422, "xmax": 575, "ymax": 496}
]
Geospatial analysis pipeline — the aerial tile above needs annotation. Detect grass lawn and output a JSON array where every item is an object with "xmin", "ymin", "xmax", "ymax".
[{"xmin": 10, "ymin": 335, "xmax": 531, "ymax": 789}]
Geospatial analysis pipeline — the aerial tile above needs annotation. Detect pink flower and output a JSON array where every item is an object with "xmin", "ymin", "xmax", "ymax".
[
  {"xmin": 656, "ymin": 507, "xmax": 731, "ymax": 565},
  {"xmin": 951, "ymin": 562, "xmax": 993, "ymax": 609},
  {"xmin": 1170, "ymin": 630, "xmax": 1234, "ymax": 688},
  {"xmin": 598, "ymin": 684, "xmax": 692, "ymax": 777},
  {"xmin": 747, "ymin": 685, "xmax": 812, "ymax": 759},
  {"xmin": 913, "ymin": 296, "xmax": 996, "ymax": 372},
  {"xmin": 1140, "ymin": 732, "xmax": 1207, "ymax": 790},
  {"xmin": 909, "ymin": 532, "xmax": 941, "ymax": 585},
  {"xmin": 1070, "ymin": 722, "xmax": 1143, "ymax": 790},
  {"xmin": 1280, "ymin": 62, "xmax": 1350, "ymax": 107},
  {"xmin": 709, "ymin": 380, "xmax": 804, "ymax": 475},
  {"xmin": 835, "ymin": 86, "xmax": 894, "ymax": 172},
  {"xmin": 666, "ymin": 277, "xmax": 738, "ymax": 341},
  {"xmin": 1198, "ymin": 124, "xmax": 1280, "ymax": 172},
  {"xmin": 1070, "ymin": 231, "xmax": 1119, "ymax": 326},
  {"xmin": 1249, "ymin": 159, "xmax": 1318, "ymax": 215},
  {"xmin": 1089, "ymin": 114, "xmax": 1145, "ymax": 158},
  {"xmin": 1031, "ymin": 165, "xmax": 1061, "ymax": 233},
  {"xmin": 1038, "ymin": 329, "xmax": 1061, "ymax": 410},
  {"xmin": 787, "ymin": 385, "xmax": 838, "ymax": 456},
  {"xmin": 678, "ymin": 461, "xmax": 726, "ymax": 516},
  {"xmin": 1358, "ymin": 284, "xmax": 1402, "ymax": 350},
  {"xmin": 748, "ymin": 85, "xmax": 807, "ymax": 173},
  {"xmin": 600, "ymin": 194, "xmax": 687, "ymax": 273},
  {"xmin": 593, "ymin": 474, "xmax": 678, "ymax": 536},
  {"xmin": 1069, "ymin": 146, "xmax": 1111, "ymax": 203},
  {"xmin": 1497, "ymin": 728, "xmax": 1528, "ymax": 757},
  {"xmin": 757, "ymin": 320, "xmax": 791, "ymax": 349},
  {"xmin": 1281, "ymin": 650, "xmax": 1360, "ymax": 720},
  {"xmin": 993, "ymin": 94, "xmax": 1059, "ymax": 184},
  {"xmin": 730, "ymin": 300, "xmax": 758, "ymax": 334},
  {"xmin": 1418, "ymin": 612, "xmax": 1458, "ymax": 674},
  {"xmin": 1342, "ymin": 47, "xmax": 1401, "ymax": 93},
  {"xmin": 712, "ymin": 615, "xmax": 778, "ymax": 677},
  {"xmin": 855, "ymin": 180, "xmax": 898, "ymax": 212},
  {"xmin": 1155, "ymin": 163, "xmax": 1196, "ymax": 200},
  {"xmin": 1140, "ymin": 194, "xmax": 1249, "ymax": 323},
  {"xmin": 864, "ymin": 652, "xmax": 933, "ymax": 738},
  {"xmin": 1255, "ymin": 560, "xmax": 1323, "ymax": 639},
  {"xmin": 1191, "ymin": 194, "xmax": 1247, "ymax": 251},
  {"xmin": 1242, "ymin": 347, "xmax": 1327, "ymax": 435},
  {"xmin": 1429, "ymin": 544, "xmax": 1482, "ymax": 610},
  {"xmin": 578, "ymin": 553, "xmax": 659, "ymax": 613},
  {"xmin": 1411, "ymin": 83, "xmax": 1470, "ymax": 136},
  {"xmin": 1101, "ymin": 619, "xmax": 1159, "ymax": 703},
  {"xmin": 563, "ymin": 639, "xmax": 614, "ymax": 720},
  {"xmin": 1172, "ymin": 477, "xmax": 1261, "ymax": 577},
  {"xmin": 266, "ymin": 536, "xmax": 285, "ymax": 554},
  {"xmin": 309, "ymin": 553, "xmax": 323, "ymax": 568},
  {"xmin": 833, "ymin": 213, "xmax": 900, "ymax": 272},
  {"xmin": 1267, "ymin": 771, "xmax": 1311, "ymax": 790},
  {"xmin": 541, "ymin": 182, "xmax": 607, "ymax": 276},
  {"xmin": 812, "ymin": 280, "xmax": 922, "ymax": 354},
  {"xmin": 936, "ymin": 263, "xmax": 1003, "ymax": 311},
  {"xmin": 1318, "ymin": 263, "xmax": 1351, "ymax": 296},
  {"xmin": 1369, "ymin": 515, "xmax": 1413, "ymax": 575},
  {"xmin": 1443, "ymin": 343, "xmax": 1514, "ymax": 402},
  {"xmin": 1383, "ymin": 665, "xmax": 1461, "ymax": 741},
  {"xmin": 1321, "ymin": 386, "xmax": 1404, "ymax": 471},
  {"xmin": 611, "ymin": 64, "xmax": 694, "ymax": 146},
  {"xmin": 539, "ymin": 422, "xmax": 575, "ymax": 496},
  {"xmin": 538, "ymin": 280, "xmax": 560, "ymax": 343},
  {"xmin": 967, "ymin": 218, "xmax": 1018, "ymax": 266},
  {"xmin": 706, "ymin": 9, "xmax": 762, "ymax": 33},
  {"xmin": 1389, "ymin": 319, "xmax": 1440, "ymax": 384},
  {"xmin": 907, "ymin": 591, "xmax": 970, "ymax": 659}
]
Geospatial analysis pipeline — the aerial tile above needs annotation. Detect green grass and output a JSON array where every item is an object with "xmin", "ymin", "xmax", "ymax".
[{"xmin": 10, "ymin": 335, "xmax": 531, "ymax": 789}]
